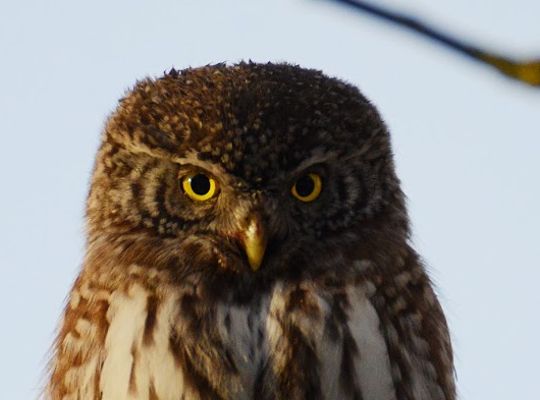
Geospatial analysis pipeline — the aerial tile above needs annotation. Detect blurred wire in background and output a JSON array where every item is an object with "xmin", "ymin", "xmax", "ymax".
[{"xmin": 330, "ymin": 0, "xmax": 540, "ymax": 87}]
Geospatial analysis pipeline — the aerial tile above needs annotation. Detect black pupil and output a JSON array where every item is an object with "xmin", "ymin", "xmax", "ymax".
[
  {"xmin": 296, "ymin": 175, "xmax": 315, "ymax": 197},
  {"xmin": 190, "ymin": 174, "xmax": 211, "ymax": 195}
]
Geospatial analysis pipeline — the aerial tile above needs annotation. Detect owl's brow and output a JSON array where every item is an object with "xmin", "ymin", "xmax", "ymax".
[
  {"xmin": 291, "ymin": 151, "xmax": 339, "ymax": 175},
  {"xmin": 173, "ymin": 145, "xmax": 382, "ymax": 180},
  {"xmin": 172, "ymin": 153, "xmax": 231, "ymax": 179},
  {"xmin": 340, "ymin": 148, "xmax": 382, "ymax": 161},
  {"xmin": 291, "ymin": 145, "xmax": 380, "ymax": 175}
]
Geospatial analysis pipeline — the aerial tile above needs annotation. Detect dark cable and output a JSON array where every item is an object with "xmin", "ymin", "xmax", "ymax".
[{"xmin": 329, "ymin": 0, "xmax": 540, "ymax": 87}]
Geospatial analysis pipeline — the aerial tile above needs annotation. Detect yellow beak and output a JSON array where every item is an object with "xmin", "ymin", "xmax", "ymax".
[{"xmin": 240, "ymin": 215, "xmax": 267, "ymax": 271}]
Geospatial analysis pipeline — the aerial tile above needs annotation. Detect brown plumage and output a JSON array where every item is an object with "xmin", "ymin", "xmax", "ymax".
[{"xmin": 47, "ymin": 62, "xmax": 456, "ymax": 400}]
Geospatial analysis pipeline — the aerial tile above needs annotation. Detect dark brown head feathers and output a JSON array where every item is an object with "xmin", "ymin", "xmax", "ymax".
[{"xmin": 106, "ymin": 62, "xmax": 389, "ymax": 184}]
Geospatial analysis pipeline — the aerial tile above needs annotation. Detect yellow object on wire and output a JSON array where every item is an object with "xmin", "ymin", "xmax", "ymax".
[{"xmin": 478, "ymin": 54, "xmax": 540, "ymax": 86}]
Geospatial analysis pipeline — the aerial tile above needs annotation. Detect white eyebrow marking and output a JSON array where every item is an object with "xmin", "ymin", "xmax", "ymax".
[
  {"xmin": 291, "ymin": 135, "xmax": 387, "ymax": 175},
  {"xmin": 290, "ymin": 149, "xmax": 339, "ymax": 175},
  {"xmin": 173, "ymin": 152, "xmax": 233, "ymax": 181}
]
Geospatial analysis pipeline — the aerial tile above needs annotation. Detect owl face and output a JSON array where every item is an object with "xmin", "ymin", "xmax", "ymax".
[{"xmin": 87, "ymin": 62, "xmax": 408, "ymax": 295}]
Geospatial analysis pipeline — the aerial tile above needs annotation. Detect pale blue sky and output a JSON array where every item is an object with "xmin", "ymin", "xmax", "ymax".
[{"xmin": 1, "ymin": 1, "xmax": 539, "ymax": 399}]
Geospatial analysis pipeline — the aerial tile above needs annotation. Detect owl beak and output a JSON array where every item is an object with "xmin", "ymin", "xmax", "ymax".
[{"xmin": 240, "ymin": 215, "xmax": 267, "ymax": 271}]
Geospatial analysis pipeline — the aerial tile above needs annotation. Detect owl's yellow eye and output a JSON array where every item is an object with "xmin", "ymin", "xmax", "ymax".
[
  {"xmin": 182, "ymin": 173, "xmax": 218, "ymax": 201},
  {"xmin": 291, "ymin": 173, "xmax": 322, "ymax": 202}
]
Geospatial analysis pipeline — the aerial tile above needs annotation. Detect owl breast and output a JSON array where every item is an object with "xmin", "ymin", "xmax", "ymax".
[{"xmin": 87, "ymin": 272, "xmax": 398, "ymax": 400}]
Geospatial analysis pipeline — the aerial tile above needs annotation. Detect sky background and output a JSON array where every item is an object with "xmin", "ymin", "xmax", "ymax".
[{"xmin": 1, "ymin": 0, "xmax": 539, "ymax": 398}]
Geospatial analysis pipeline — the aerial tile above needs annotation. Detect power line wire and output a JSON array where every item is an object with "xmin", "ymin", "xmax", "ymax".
[{"xmin": 329, "ymin": 0, "xmax": 540, "ymax": 87}]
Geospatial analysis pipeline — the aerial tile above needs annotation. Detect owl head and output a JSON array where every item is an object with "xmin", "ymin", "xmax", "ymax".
[{"xmin": 86, "ymin": 62, "xmax": 408, "ymax": 298}]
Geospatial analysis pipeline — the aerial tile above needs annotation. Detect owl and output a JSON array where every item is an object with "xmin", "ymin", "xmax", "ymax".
[{"xmin": 47, "ymin": 62, "xmax": 456, "ymax": 400}]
